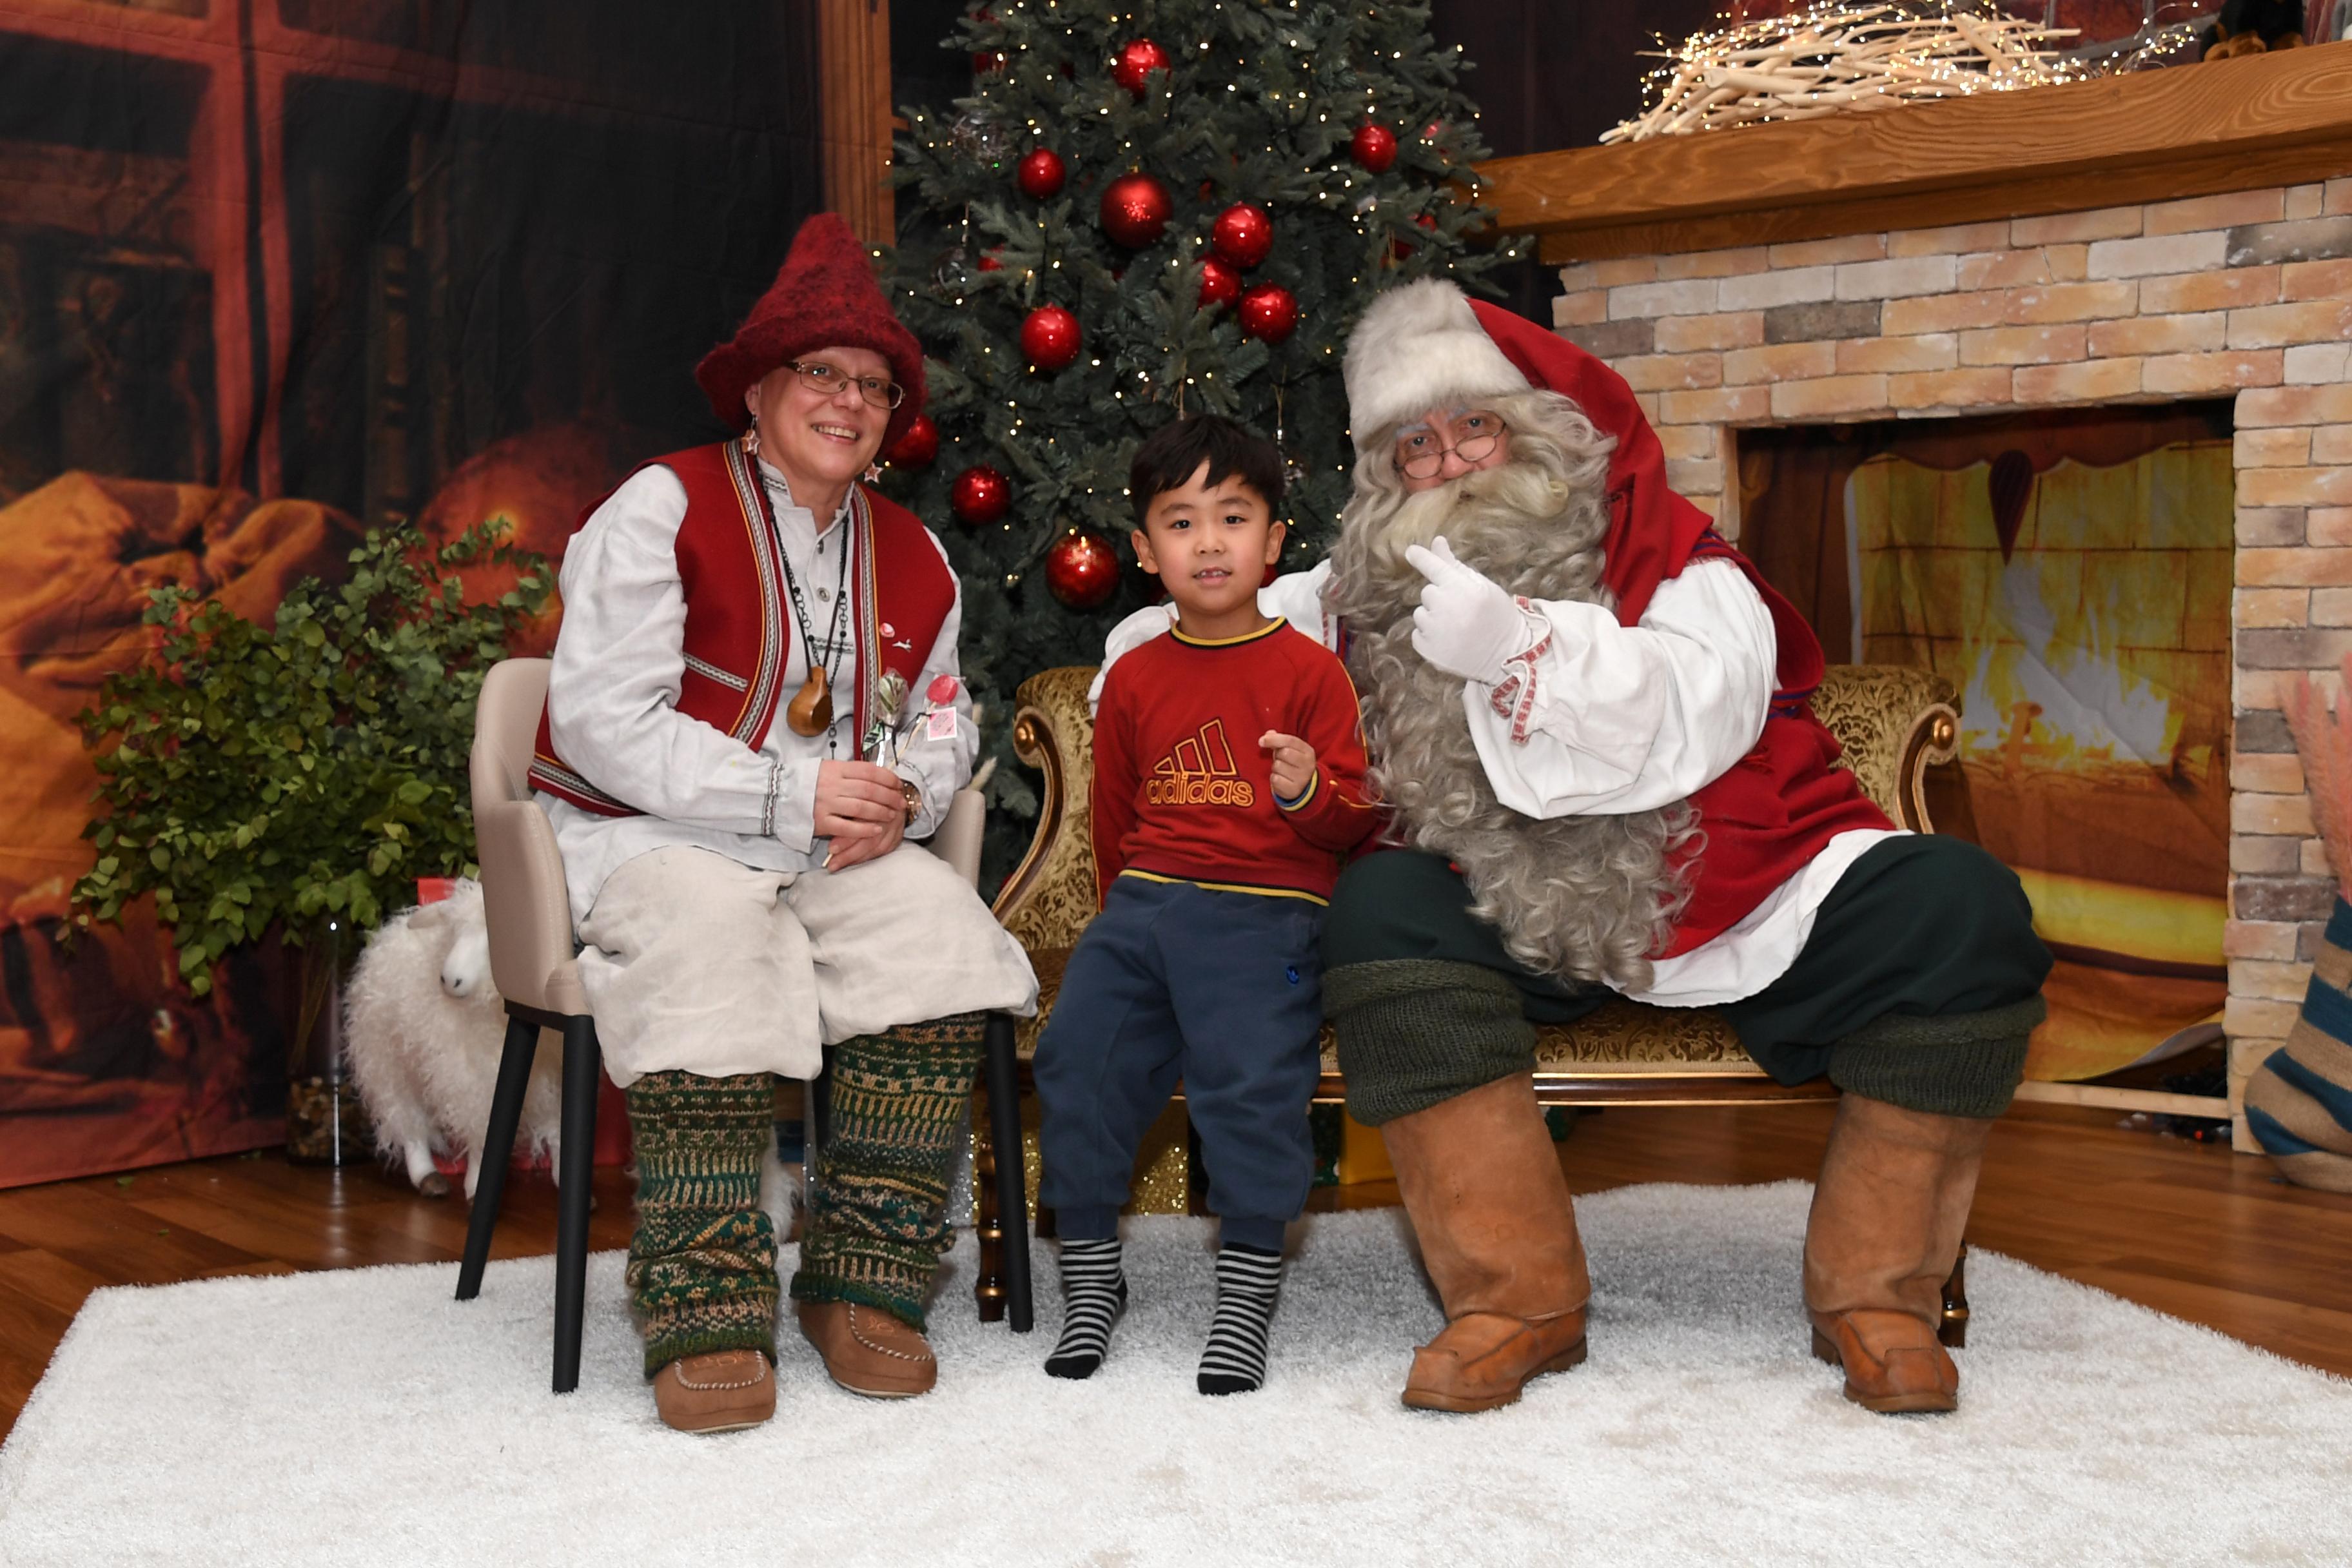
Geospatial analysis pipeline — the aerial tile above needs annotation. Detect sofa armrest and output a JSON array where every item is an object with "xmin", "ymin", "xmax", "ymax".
[
  {"xmin": 991, "ymin": 666, "xmax": 1102, "ymax": 952},
  {"xmin": 1811, "ymin": 665, "xmax": 1961, "ymax": 833}
]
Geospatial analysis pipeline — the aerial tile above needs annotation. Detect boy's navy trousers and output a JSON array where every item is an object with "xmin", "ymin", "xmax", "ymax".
[{"xmin": 1034, "ymin": 875, "xmax": 1326, "ymax": 1253}]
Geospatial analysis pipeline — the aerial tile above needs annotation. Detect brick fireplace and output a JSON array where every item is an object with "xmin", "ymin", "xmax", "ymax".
[{"xmin": 1480, "ymin": 45, "xmax": 2352, "ymax": 1143}]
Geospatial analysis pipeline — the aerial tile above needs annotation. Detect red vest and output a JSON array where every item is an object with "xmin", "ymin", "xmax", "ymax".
[{"xmin": 529, "ymin": 438, "xmax": 957, "ymax": 818}]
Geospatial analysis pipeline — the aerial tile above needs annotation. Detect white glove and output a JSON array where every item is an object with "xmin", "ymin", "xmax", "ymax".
[
  {"xmin": 1406, "ymin": 537, "xmax": 1542, "ymax": 681},
  {"xmin": 1087, "ymin": 603, "xmax": 1179, "ymax": 714}
]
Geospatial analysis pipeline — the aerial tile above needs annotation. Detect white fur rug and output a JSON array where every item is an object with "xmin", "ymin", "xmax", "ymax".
[{"xmin": 4, "ymin": 1182, "xmax": 2348, "ymax": 1567}]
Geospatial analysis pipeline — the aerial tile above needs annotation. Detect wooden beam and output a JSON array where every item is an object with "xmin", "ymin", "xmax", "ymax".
[
  {"xmin": 816, "ymin": 0, "xmax": 894, "ymax": 244},
  {"xmin": 1474, "ymin": 41, "xmax": 2352, "ymax": 264},
  {"xmin": 2012, "ymin": 1081, "xmax": 2231, "ymax": 1119}
]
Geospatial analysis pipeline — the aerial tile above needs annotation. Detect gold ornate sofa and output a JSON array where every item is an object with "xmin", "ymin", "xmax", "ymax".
[{"xmin": 968, "ymin": 662, "xmax": 1961, "ymax": 1322}]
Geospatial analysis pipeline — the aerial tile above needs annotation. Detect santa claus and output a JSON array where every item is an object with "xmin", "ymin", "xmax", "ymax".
[{"xmin": 1099, "ymin": 279, "xmax": 2050, "ymax": 1416}]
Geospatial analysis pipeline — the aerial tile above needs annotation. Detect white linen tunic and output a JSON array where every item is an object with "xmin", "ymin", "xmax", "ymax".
[
  {"xmin": 536, "ymin": 457, "xmax": 1037, "ymax": 1085},
  {"xmin": 1099, "ymin": 559, "xmax": 1902, "ymax": 1008}
]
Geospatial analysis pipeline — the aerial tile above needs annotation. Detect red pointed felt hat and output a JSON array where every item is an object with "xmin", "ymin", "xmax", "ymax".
[{"xmin": 694, "ymin": 212, "xmax": 928, "ymax": 450}]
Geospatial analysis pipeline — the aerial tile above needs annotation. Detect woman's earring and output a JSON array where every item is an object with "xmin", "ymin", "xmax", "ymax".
[
  {"xmin": 863, "ymin": 462, "xmax": 884, "ymax": 484},
  {"xmin": 743, "ymin": 415, "xmax": 761, "ymax": 458}
]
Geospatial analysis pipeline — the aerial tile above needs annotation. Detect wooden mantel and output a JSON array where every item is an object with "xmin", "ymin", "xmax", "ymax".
[{"xmin": 1476, "ymin": 42, "xmax": 2352, "ymax": 264}]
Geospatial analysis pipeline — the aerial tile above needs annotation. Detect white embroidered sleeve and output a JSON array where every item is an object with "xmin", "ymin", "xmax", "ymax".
[
  {"xmin": 1464, "ymin": 558, "xmax": 1776, "ymax": 818},
  {"xmin": 545, "ymin": 465, "xmax": 808, "ymax": 839}
]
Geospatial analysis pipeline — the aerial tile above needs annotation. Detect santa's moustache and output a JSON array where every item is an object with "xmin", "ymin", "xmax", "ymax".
[{"xmin": 1327, "ymin": 447, "xmax": 1696, "ymax": 992}]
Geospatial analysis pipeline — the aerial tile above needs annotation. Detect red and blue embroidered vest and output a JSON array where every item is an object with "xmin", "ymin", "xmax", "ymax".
[{"xmin": 528, "ymin": 438, "xmax": 956, "ymax": 819}]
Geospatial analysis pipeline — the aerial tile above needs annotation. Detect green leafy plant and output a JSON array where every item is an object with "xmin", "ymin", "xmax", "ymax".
[{"xmin": 72, "ymin": 522, "xmax": 556, "ymax": 995}]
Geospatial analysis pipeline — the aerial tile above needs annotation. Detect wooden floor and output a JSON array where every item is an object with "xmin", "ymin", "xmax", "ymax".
[{"xmin": 3, "ymin": 1101, "xmax": 2347, "ymax": 1443}]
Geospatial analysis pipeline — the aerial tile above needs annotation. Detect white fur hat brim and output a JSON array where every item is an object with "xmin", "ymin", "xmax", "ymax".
[{"xmin": 1343, "ymin": 279, "xmax": 1532, "ymax": 454}]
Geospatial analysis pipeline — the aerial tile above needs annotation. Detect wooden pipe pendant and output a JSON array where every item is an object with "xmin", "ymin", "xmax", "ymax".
[{"xmin": 785, "ymin": 665, "xmax": 833, "ymax": 737}]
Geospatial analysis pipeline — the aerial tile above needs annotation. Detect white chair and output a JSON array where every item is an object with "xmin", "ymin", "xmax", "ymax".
[{"xmin": 455, "ymin": 657, "xmax": 1029, "ymax": 1394}]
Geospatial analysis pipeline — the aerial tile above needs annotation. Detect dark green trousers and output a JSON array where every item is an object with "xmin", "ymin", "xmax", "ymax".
[{"xmin": 1322, "ymin": 836, "xmax": 2051, "ymax": 1125}]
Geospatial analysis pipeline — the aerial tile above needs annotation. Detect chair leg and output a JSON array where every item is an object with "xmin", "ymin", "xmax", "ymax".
[
  {"xmin": 983, "ymin": 1012, "xmax": 1033, "ymax": 1333},
  {"xmin": 1939, "ymin": 1240, "xmax": 1970, "ymax": 1349},
  {"xmin": 455, "ymin": 1014, "xmax": 540, "ymax": 1302},
  {"xmin": 973, "ymin": 1083, "xmax": 1006, "ymax": 1326},
  {"xmin": 551, "ymin": 1016, "xmax": 601, "ymax": 1395}
]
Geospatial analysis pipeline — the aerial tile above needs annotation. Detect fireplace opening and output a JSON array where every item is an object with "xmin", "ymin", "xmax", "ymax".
[{"xmin": 1736, "ymin": 401, "xmax": 2237, "ymax": 1086}]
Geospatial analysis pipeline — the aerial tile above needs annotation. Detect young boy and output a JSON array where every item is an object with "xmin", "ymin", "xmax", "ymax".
[{"xmin": 1034, "ymin": 414, "xmax": 1378, "ymax": 1395}]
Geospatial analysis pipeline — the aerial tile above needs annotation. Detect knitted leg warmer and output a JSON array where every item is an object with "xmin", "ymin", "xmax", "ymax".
[
  {"xmin": 1324, "ymin": 959, "xmax": 1538, "ymax": 1128},
  {"xmin": 790, "ymin": 1011, "xmax": 986, "ymax": 1332},
  {"xmin": 623, "ymin": 1070, "xmax": 779, "ymax": 1378}
]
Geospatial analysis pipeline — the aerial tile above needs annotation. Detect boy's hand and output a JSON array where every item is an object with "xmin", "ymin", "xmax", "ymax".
[{"xmin": 1260, "ymin": 730, "xmax": 1317, "ymax": 801}]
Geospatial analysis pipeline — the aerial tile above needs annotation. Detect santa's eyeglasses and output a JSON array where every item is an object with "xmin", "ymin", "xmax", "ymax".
[
  {"xmin": 1395, "ymin": 409, "xmax": 1505, "ymax": 479},
  {"xmin": 785, "ymin": 358, "xmax": 906, "ymax": 409}
]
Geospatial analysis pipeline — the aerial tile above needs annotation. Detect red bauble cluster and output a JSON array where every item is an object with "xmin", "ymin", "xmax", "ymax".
[
  {"xmin": 1211, "ymin": 202, "xmax": 1273, "ymax": 270},
  {"xmin": 1238, "ymin": 283, "xmax": 1298, "ymax": 344},
  {"xmin": 1021, "ymin": 304, "xmax": 1083, "ymax": 371},
  {"xmin": 1046, "ymin": 531, "xmax": 1120, "ymax": 609},
  {"xmin": 1016, "ymin": 148, "xmax": 1066, "ymax": 199},
  {"xmin": 885, "ymin": 414, "xmax": 938, "ymax": 469},
  {"xmin": 1351, "ymin": 123, "xmax": 1398, "ymax": 173},
  {"xmin": 1099, "ymin": 172, "xmax": 1173, "ymax": 248},
  {"xmin": 951, "ymin": 465, "xmax": 1011, "ymax": 527},
  {"xmin": 1111, "ymin": 37, "xmax": 1171, "ymax": 97},
  {"xmin": 975, "ymin": 249, "xmax": 1004, "ymax": 273},
  {"xmin": 1196, "ymin": 255, "xmax": 1240, "ymax": 309}
]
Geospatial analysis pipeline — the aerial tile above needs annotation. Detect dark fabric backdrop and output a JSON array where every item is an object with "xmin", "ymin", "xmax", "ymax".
[{"xmin": 0, "ymin": 0, "xmax": 821, "ymax": 1186}]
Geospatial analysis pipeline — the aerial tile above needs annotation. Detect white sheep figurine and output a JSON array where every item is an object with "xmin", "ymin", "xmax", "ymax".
[{"xmin": 344, "ymin": 879, "xmax": 564, "ymax": 1199}]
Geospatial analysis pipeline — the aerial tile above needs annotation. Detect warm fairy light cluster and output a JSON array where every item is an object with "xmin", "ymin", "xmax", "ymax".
[{"xmin": 1606, "ymin": 2, "xmax": 2092, "ymax": 142}]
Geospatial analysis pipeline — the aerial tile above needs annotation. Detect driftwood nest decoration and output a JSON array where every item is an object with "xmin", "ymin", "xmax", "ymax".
[{"xmin": 1604, "ymin": 3, "xmax": 2186, "ymax": 144}]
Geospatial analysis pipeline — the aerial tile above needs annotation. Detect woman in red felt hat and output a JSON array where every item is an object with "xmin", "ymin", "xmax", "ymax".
[
  {"xmin": 1096, "ymin": 278, "xmax": 2050, "ymax": 1419},
  {"xmin": 532, "ymin": 213, "xmax": 1036, "ymax": 1433}
]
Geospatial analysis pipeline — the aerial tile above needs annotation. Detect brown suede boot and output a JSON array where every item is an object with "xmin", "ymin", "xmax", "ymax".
[
  {"xmin": 1384, "ymin": 1073, "xmax": 1591, "ymax": 1413},
  {"xmin": 1803, "ymin": 1093, "xmax": 1992, "ymax": 1415}
]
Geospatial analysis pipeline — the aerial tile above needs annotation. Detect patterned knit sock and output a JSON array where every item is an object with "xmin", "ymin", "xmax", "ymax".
[
  {"xmin": 1197, "ymin": 1244, "xmax": 1283, "ymax": 1396},
  {"xmin": 623, "ymin": 1070, "xmax": 779, "ymax": 1378},
  {"xmin": 1044, "ymin": 1237, "xmax": 1128, "ymax": 1380},
  {"xmin": 790, "ymin": 1012, "xmax": 986, "ymax": 1332}
]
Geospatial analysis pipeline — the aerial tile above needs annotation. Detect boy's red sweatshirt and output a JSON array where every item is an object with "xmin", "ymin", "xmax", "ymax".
[{"xmin": 1091, "ymin": 618, "xmax": 1378, "ymax": 905}]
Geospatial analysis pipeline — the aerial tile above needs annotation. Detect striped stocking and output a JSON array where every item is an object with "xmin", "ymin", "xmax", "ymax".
[
  {"xmin": 1044, "ymin": 1237, "xmax": 1128, "ymax": 1380},
  {"xmin": 1197, "ymin": 1244, "xmax": 1283, "ymax": 1396}
]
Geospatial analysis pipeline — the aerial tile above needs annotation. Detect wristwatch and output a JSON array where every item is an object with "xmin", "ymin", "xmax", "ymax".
[{"xmin": 899, "ymin": 778, "xmax": 923, "ymax": 825}]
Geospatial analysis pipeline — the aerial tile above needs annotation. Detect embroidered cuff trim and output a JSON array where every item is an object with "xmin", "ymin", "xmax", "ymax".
[{"xmin": 1485, "ymin": 599, "xmax": 1553, "ymax": 747}]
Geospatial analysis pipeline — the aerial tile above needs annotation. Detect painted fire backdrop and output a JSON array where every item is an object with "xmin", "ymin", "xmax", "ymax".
[
  {"xmin": 1744, "ymin": 404, "xmax": 2235, "ymax": 1084},
  {"xmin": 0, "ymin": 0, "xmax": 821, "ymax": 1186}
]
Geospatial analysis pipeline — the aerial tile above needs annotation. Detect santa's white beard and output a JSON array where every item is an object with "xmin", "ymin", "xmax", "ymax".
[{"xmin": 1328, "ymin": 454, "xmax": 1694, "ymax": 992}]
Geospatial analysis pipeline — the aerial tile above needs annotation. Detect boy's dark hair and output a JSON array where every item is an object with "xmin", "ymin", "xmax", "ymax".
[{"xmin": 1128, "ymin": 414, "xmax": 1285, "ymax": 529}]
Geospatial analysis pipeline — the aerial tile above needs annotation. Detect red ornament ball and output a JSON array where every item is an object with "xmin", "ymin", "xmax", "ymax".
[
  {"xmin": 1099, "ymin": 172, "xmax": 1173, "ymax": 248},
  {"xmin": 1196, "ymin": 255, "xmax": 1240, "ymax": 309},
  {"xmin": 885, "ymin": 414, "xmax": 939, "ymax": 469},
  {"xmin": 1112, "ymin": 37, "xmax": 1171, "ymax": 97},
  {"xmin": 1350, "ymin": 123, "xmax": 1398, "ymax": 173},
  {"xmin": 1016, "ymin": 148, "xmax": 1066, "ymax": 199},
  {"xmin": 1237, "ymin": 282, "xmax": 1298, "ymax": 344},
  {"xmin": 950, "ymin": 466, "xmax": 1012, "ymax": 527},
  {"xmin": 1021, "ymin": 304, "xmax": 1083, "ymax": 371},
  {"xmin": 1046, "ymin": 531, "xmax": 1120, "ymax": 610},
  {"xmin": 1210, "ymin": 202, "xmax": 1274, "ymax": 270},
  {"xmin": 976, "ymin": 249, "xmax": 1004, "ymax": 272}
]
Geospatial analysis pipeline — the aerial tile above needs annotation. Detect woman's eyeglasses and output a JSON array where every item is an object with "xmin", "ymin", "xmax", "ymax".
[
  {"xmin": 786, "ymin": 359, "xmax": 905, "ymax": 409},
  {"xmin": 1395, "ymin": 410, "xmax": 1505, "ymax": 479}
]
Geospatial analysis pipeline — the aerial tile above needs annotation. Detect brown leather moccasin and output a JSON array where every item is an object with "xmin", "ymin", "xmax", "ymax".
[
  {"xmin": 651, "ymin": 1348, "xmax": 776, "ymax": 1434},
  {"xmin": 796, "ymin": 1299, "xmax": 937, "ymax": 1398}
]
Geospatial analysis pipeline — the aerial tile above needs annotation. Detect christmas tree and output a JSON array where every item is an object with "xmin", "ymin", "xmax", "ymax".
[{"xmin": 879, "ymin": 0, "xmax": 1516, "ymax": 874}]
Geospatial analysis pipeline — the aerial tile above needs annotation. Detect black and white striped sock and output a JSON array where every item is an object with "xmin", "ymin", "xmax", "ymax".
[
  {"xmin": 1044, "ymin": 1238, "xmax": 1127, "ymax": 1380},
  {"xmin": 1197, "ymin": 1243, "xmax": 1283, "ymax": 1396}
]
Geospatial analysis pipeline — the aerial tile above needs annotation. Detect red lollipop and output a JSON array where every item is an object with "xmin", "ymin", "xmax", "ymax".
[
  {"xmin": 884, "ymin": 413, "xmax": 939, "ymax": 469},
  {"xmin": 1211, "ymin": 202, "xmax": 1273, "ymax": 270},
  {"xmin": 1021, "ymin": 304, "xmax": 1083, "ymax": 371},
  {"xmin": 1046, "ymin": 531, "xmax": 1121, "ymax": 609},
  {"xmin": 950, "ymin": 466, "xmax": 1012, "ymax": 527},
  {"xmin": 1351, "ymin": 123, "xmax": 1398, "ymax": 173},
  {"xmin": 1196, "ymin": 255, "xmax": 1240, "ymax": 309},
  {"xmin": 1099, "ymin": 172, "xmax": 1172, "ymax": 248},
  {"xmin": 1237, "ymin": 282, "xmax": 1298, "ymax": 344},
  {"xmin": 1017, "ymin": 148, "xmax": 1066, "ymax": 199},
  {"xmin": 1112, "ymin": 38, "xmax": 1171, "ymax": 97}
]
